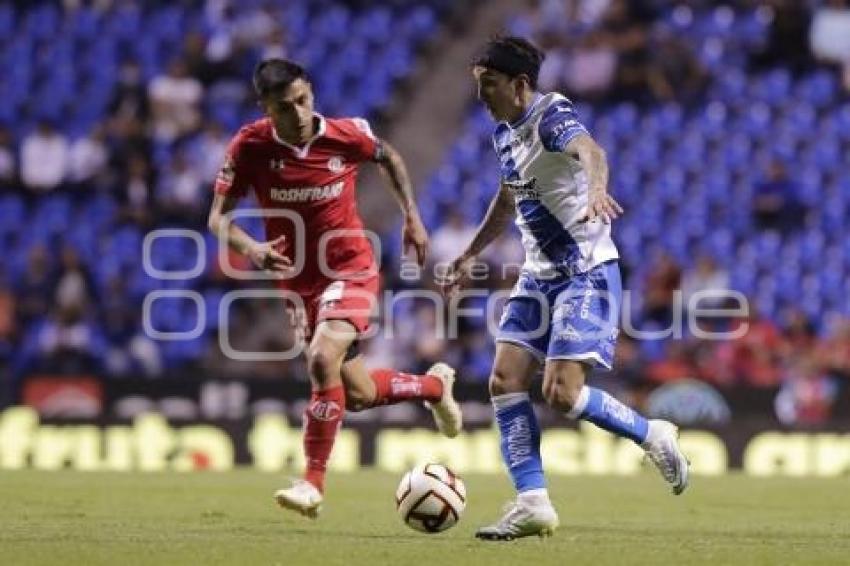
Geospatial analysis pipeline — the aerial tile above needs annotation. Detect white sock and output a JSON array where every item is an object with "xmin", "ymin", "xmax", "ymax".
[
  {"xmin": 491, "ymin": 391, "xmax": 530, "ymax": 411},
  {"xmin": 518, "ymin": 488, "xmax": 551, "ymax": 507}
]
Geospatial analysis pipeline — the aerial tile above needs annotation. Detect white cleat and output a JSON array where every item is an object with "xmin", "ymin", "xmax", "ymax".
[
  {"xmin": 274, "ymin": 479, "xmax": 323, "ymax": 519},
  {"xmin": 475, "ymin": 498, "xmax": 559, "ymax": 541},
  {"xmin": 424, "ymin": 362, "xmax": 463, "ymax": 438},
  {"xmin": 642, "ymin": 420, "xmax": 690, "ymax": 495}
]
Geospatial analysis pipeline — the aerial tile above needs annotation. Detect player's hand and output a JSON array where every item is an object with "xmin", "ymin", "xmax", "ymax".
[
  {"xmin": 583, "ymin": 187, "xmax": 623, "ymax": 224},
  {"xmin": 247, "ymin": 235, "xmax": 293, "ymax": 276},
  {"xmin": 402, "ymin": 213, "xmax": 429, "ymax": 267},
  {"xmin": 439, "ymin": 254, "xmax": 475, "ymax": 298}
]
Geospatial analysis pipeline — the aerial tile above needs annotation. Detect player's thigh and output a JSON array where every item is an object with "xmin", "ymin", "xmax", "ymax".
[
  {"xmin": 541, "ymin": 358, "xmax": 590, "ymax": 411},
  {"xmin": 307, "ymin": 319, "xmax": 358, "ymax": 384},
  {"xmin": 547, "ymin": 260, "xmax": 622, "ymax": 370},
  {"xmin": 339, "ymin": 354, "xmax": 376, "ymax": 411},
  {"xmin": 489, "ymin": 341, "xmax": 541, "ymax": 396}
]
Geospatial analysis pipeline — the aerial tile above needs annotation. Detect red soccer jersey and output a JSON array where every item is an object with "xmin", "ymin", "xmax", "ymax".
[{"xmin": 215, "ymin": 114, "xmax": 380, "ymax": 294}]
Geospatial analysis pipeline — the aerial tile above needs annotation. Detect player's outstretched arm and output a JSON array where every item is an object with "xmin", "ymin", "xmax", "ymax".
[
  {"xmin": 374, "ymin": 139, "xmax": 429, "ymax": 266},
  {"xmin": 565, "ymin": 133, "xmax": 623, "ymax": 223},
  {"xmin": 440, "ymin": 184, "xmax": 515, "ymax": 296},
  {"xmin": 207, "ymin": 193, "xmax": 292, "ymax": 275}
]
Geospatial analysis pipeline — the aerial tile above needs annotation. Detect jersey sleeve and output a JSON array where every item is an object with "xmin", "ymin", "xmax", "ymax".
[
  {"xmin": 538, "ymin": 98, "xmax": 589, "ymax": 153},
  {"xmin": 342, "ymin": 117, "xmax": 383, "ymax": 162},
  {"xmin": 214, "ymin": 131, "xmax": 251, "ymax": 198}
]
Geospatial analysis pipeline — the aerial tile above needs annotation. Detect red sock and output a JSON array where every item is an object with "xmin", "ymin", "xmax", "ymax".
[
  {"xmin": 303, "ymin": 386, "xmax": 345, "ymax": 493},
  {"xmin": 368, "ymin": 368, "xmax": 443, "ymax": 406}
]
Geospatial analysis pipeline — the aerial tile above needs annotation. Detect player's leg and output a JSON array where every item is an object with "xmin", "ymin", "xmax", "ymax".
[
  {"xmin": 543, "ymin": 359, "xmax": 649, "ymax": 443},
  {"xmin": 545, "ymin": 260, "xmax": 689, "ymax": 494},
  {"xmin": 475, "ymin": 341, "xmax": 560, "ymax": 541},
  {"xmin": 542, "ymin": 359, "xmax": 688, "ymax": 494},
  {"xmin": 340, "ymin": 354, "xmax": 462, "ymax": 437},
  {"xmin": 319, "ymin": 274, "xmax": 461, "ymax": 435},
  {"xmin": 275, "ymin": 318, "xmax": 354, "ymax": 518},
  {"xmin": 476, "ymin": 287, "xmax": 559, "ymax": 541}
]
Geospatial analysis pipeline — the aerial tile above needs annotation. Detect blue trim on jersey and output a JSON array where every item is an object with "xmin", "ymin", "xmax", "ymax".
[
  {"xmin": 515, "ymin": 199, "xmax": 581, "ymax": 268},
  {"xmin": 500, "ymin": 158, "xmax": 519, "ymax": 181},
  {"xmin": 538, "ymin": 99, "xmax": 588, "ymax": 152},
  {"xmin": 493, "ymin": 123, "xmax": 511, "ymax": 147}
]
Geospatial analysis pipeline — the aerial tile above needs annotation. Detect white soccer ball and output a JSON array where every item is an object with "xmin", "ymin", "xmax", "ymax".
[{"xmin": 395, "ymin": 463, "xmax": 466, "ymax": 533}]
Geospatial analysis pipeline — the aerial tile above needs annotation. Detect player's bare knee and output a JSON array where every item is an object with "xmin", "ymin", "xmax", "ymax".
[
  {"xmin": 543, "ymin": 366, "xmax": 585, "ymax": 412},
  {"xmin": 344, "ymin": 387, "xmax": 372, "ymax": 412},
  {"xmin": 489, "ymin": 369, "xmax": 524, "ymax": 397},
  {"xmin": 543, "ymin": 382, "xmax": 582, "ymax": 412},
  {"xmin": 307, "ymin": 347, "xmax": 337, "ymax": 386}
]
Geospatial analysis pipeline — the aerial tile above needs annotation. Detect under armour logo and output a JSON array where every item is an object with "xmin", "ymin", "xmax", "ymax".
[{"xmin": 270, "ymin": 158, "xmax": 286, "ymax": 170}]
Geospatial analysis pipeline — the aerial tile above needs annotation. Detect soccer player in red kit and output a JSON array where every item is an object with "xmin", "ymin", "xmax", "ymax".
[{"xmin": 207, "ymin": 59, "xmax": 462, "ymax": 519}]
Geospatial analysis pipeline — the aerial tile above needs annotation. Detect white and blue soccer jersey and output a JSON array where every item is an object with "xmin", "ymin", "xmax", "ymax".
[
  {"xmin": 493, "ymin": 92, "xmax": 619, "ymax": 277},
  {"xmin": 493, "ymin": 93, "xmax": 621, "ymax": 369}
]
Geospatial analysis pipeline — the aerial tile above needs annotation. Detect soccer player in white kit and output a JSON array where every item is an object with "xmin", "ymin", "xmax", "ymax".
[{"xmin": 442, "ymin": 36, "xmax": 690, "ymax": 541}]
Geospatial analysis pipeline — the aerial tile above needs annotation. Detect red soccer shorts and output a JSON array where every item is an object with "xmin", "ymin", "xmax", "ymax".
[{"xmin": 286, "ymin": 275, "xmax": 379, "ymax": 344}]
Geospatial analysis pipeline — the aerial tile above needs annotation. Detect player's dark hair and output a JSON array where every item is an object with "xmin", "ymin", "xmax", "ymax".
[
  {"xmin": 472, "ymin": 35, "xmax": 546, "ymax": 89},
  {"xmin": 253, "ymin": 59, "xmax": 309, "ymax": 98}
]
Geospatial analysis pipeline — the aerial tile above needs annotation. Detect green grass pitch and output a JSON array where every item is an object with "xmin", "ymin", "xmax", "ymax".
[{"xmin": 1, "ymin": 470, "xmax": 848, "ymax": 565}]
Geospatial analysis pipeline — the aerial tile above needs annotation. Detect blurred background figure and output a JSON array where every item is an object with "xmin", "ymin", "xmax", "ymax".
[{"xmin": 0, "ymin": 0, "xmax": 846, "ymax": 432}]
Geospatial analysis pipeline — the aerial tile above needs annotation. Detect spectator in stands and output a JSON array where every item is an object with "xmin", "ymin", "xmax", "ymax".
[
  {"xmin": 68, "ymin": 123, "xmax": 110, "ymax": 193},
  {"xmin": 36, "ymin": 305, "xmax": 98, "ymax": 374},
  {"xmin": 598, "ymin": 0, "xmax": 650, "ymax": 102},
  {"xmin": 109, "ymin": 60, "xmax": 149, "ymax": 132},
  {"xmin": 190, "ymin": 122, "xmax": 229, "ymax": 184},
  {"xmin": 148, "ymin": 59, "xmax": 204, "ymax": 143},
  {"xmin": 646, "ymin": 28, "xmax": 707, "ymax": 105},
  {"xmin": 16, "ymin": 245, "xmax": 55, "ymax": 326},
  {"xmin": 55, "ymin": 246, "xmax": 94, "ymax": 318},
  {"xmin": 260, "ymin": 26, "xmax": 289, "ymax": 61},
  {"xmin": 782, "ymin": 309, "xmax": 817, "ymax": 358},
  {"xmin": 123, "ymin": 153, "xmax": 153, "ymax": 225},
  {"xmin": 0, "ymin": 276, "xmax": 15, "ymax": 348},
  {"xmin": 20, "ymin": 121, "xmax": 69, "ymax": 194},
  {"xmin": 0, "ymin": 127, "xmax": 16, "ymax": 192},
  {"xmin": 725, "ymin": 307, "xmax": 784, "ymax": 388},
  {"xmin": 101, "ymin": 277, "xmax": 162, "ymax": 377},
  {"xmin": 752, "ymin": 159, "xmax": 802, "ymax": 232},
  {"xmin": 156, "ymin": 149, "xmax": 204, "ymax": 222},
  {"xmin": 642, "ymin": 252, "xmax": 681, "ymax": 327},
  {"xmin": 234, "ymin": 3, "xmax": 279, "ymax": 49},
  {"xmin": 750, "ymin": 0, "xmax": 813, "ymax": 74},
  {"xmin": 610, "ymin": 334, "xmax": 647, "ymax": 388},
  {"xmin": 36, "ymin": 247, "xmax": 98, "ymax": 374},
  {"xmin": 561, "ymin": 29, "xmax": 619, "ymax": 100},
  {"xmin": 397, "ymin": 300, "xmax": 447, "ymax": 374},
  {"xmin": 481, "ymin": 231, "xmax": 525, "ymax": 285},
  {"xmin": 183, "ymin": 31, "xmax": 224, "ymax": 86},
  {"xmin": 810, "ymin": 0, "xmax": 850, "ymax": 92},
  {"xmin": 647, "ymin": 341, "xmax": 698, "ymax": 384},
  {"xmin": 681, "ymin": 254, "xmax": 730, "ymax": 311},
  {"xmin": 430, "ymin": 209, "xmax": 476, "ymax": 266},
  {"xmin": 203, "ymin": 296, "xmax": 296, "ymax": 379},
  {"xmin": 816, "ymin": 318, "xmax": 850, "ymax": 379},
  {"xmin": 775, "ymin": 357, "xmax": 838, "ymax": 426}
]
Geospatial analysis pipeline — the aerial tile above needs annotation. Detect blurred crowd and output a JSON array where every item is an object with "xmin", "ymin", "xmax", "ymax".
[
  {"xmin": 0, "ymin": 1, "xmax": 849, "ymax": 425},
  {"xmin": 376, "ymin": 0, "xmax": 850, "ymax": 425},
  {"xmin": 514, "ymin": 0, "xmax": 850, "ymax": 104}
]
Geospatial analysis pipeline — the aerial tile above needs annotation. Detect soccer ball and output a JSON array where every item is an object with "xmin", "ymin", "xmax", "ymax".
[{"xmin": 395, "ymin": 463, "xmax": 466, "ymax": 533}]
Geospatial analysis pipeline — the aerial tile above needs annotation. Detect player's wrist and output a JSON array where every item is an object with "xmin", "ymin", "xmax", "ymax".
[
  {"xmin": 401, "ymin": 206, "xmax": 420, "ymax": 222},
  {"xmin": 458, "ymin": 250, "xmax": 476, "ymax": 264}
]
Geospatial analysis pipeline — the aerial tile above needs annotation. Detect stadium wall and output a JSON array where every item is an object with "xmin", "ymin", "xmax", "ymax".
[{"xmin": 2, "ymin": 375, "xmax": 850, "ymax": 477}]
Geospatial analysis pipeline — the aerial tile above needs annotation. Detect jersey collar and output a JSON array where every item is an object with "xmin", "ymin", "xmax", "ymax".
[
  {"xmin": 507, "ymin": 92, "xmax": 543, "ymax": 129},
  {"xmin": 271, "ymin": 114, "xmax": 326, "ymax": 159}
]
